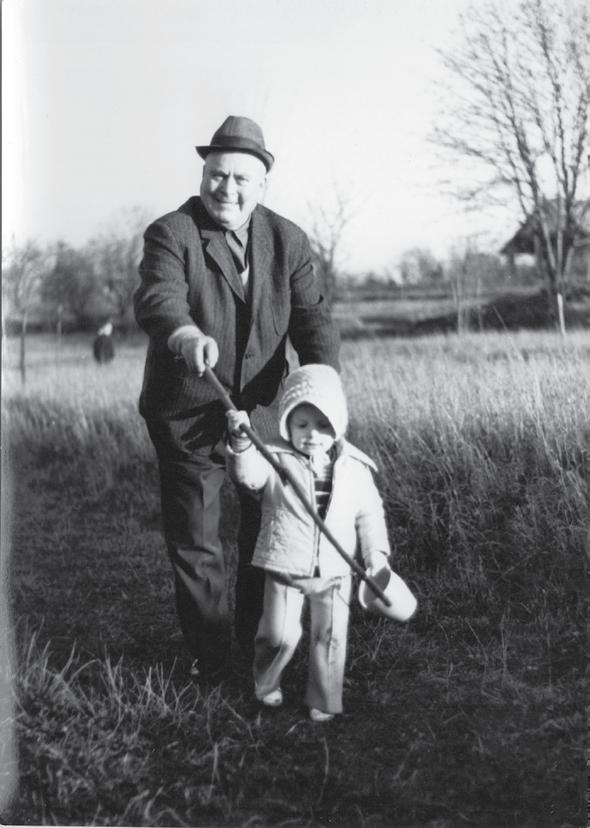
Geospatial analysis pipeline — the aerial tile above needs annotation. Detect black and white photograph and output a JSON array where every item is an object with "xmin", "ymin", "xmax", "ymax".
[{"xmin": 1, "ymin": 0, "xmax": 588, "ymax": 825}]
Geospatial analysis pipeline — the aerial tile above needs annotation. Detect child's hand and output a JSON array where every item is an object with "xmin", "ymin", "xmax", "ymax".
[
  {"xmin": 226, "ymin": 410, "xmax": 252, "ymax": 452},
  {"xmin": 226, "ymin": 410, "xmax": 251, "ymax": 436}
]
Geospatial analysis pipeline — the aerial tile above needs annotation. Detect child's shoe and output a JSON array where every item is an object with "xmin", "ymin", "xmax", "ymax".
[
  {"xmin": 309, "ymin": 707, "xmax": 334, "ymax": 722},
  {"xmin": 260, "ymin": 688, "xmax": 283, "ymax": 707}
]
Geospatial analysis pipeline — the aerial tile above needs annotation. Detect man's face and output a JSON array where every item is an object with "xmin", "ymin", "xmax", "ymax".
[{"xmin": 200, "ymin": 151, "xmax": 267, "ymax": 230}]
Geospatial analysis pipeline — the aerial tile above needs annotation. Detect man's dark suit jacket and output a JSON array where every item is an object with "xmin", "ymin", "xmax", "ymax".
[{"xmin": 134, "ymin": 197, "xmax": 340, "ymax": 423}]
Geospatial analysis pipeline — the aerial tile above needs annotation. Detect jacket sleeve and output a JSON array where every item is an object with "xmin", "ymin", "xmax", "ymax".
[
  {"xmin": 226, "ymin": 442, "xmax": 273, "ymax": 493},
  {"xmin": 354, "ymin": 466, "xmax": 392, "ymax": 570},
  {"xmin": 287, "ymin": 231, "xmax": 340, "ymax": 371},
  {"xmin": 134, "ymin": 219, "xmax": 196, "ymax": 344}
]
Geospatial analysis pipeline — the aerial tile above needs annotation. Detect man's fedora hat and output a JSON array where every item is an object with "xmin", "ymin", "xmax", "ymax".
[{"xmin": 196, "ymin": 116, "xmax": 274, "ymax": 171}]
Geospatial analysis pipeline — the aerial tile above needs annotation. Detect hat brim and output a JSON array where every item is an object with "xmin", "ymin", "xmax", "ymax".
[{"xmin": 196, "ymin": 140, "xmax": 274, "ymax": 171}]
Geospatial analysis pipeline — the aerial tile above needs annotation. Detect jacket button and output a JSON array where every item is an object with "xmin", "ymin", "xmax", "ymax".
[{"xmin": 244, "ymin": 352, "xmax": 253, "ymax": 359}]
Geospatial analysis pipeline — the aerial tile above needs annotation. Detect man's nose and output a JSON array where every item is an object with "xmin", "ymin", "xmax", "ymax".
[{"xmin": 220, "ymin": 176, "xmax": 237, "ymax": 195}]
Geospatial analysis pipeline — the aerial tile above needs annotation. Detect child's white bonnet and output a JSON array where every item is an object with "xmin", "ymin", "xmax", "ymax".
[{"xmin": 278, "ymin": 364, "xmax": 348, "ymax": 440}]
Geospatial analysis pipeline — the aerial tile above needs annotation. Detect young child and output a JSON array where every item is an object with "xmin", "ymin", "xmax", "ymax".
[{"xmin": 226, "ymin": 364, "xmax": 395, "ymax": 722}]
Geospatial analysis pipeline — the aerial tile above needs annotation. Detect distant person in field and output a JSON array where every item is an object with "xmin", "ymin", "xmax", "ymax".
[
  {"xmin": 133, "ymin": 116, "xmax": 340, "ymax": 679},
  {"xmin": 93, "ymin": 321, "xmax": 115, "ymax": 364},
  {"xmin": 226, "ymin": 364, "xmax": 415, "ymax": 721}
]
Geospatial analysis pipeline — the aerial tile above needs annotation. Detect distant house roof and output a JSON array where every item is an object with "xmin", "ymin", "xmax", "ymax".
[{"xmin": 500, "ymin": 199, "xmax": 590, "ymax": 256}]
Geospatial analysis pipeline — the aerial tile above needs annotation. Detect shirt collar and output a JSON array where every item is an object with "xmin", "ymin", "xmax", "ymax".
[{"xmin": 227, "ymin": 214, "xmax": 252, "ymax": 247}]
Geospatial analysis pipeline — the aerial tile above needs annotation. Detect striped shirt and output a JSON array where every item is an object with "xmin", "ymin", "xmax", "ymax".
[
  {"xmin": 310, "ymin": 449, "xmax": 336, "ymax": 576},
  {"xmin": 311, "ymin": 449, "xmax": 336, "ymax": 520}
]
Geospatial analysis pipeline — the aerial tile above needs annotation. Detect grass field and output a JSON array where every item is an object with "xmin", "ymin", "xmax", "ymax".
[{"xmin": 1, "ymin": 329, "xmax": 588, "ymax": 827}]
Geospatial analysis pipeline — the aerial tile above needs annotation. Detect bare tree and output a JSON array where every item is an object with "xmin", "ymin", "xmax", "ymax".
[
  {"xmin": 447, "ymin": 238, "xmax": 496, "ymax": 333},
  {"xmin": 434, "ymin": 0, "xmax": 590, "ymax": 329},
  {"xmin": 2, "ymin": 242, "xmax": 50, "ymax": 383},
  {"xmin": 41, "ymin": 241, "xmax": 99, "ymax": 330},
  {"xmin": 399, "ymin": 247, "xmax": 443, "ymax": 284},
  {"xmin": 88, "ymin": 206, "xmax": 147, "ymax": 331},
  {"xmin": 40, "ymin": 208, "xmax": 147, "ymax": 334},
  {"xmin": 306, "ymin": 188, "xmax": 354, "ymax": 305}
]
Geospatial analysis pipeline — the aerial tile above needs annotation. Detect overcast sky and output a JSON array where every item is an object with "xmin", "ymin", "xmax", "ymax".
[{"xmin": 3, "ymin": 0, "xmax": 519, "ymax": 273}]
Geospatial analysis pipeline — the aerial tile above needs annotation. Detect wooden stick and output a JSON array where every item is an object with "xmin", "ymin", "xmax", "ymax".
[{"xmin": 204, "ymin": 365, "xmax": 391, "ymax": 605}]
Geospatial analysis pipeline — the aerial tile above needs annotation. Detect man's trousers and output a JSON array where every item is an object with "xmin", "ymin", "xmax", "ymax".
[{"xmin": 146, "ymin": 407, "xmax": 265, "ymax": 670}]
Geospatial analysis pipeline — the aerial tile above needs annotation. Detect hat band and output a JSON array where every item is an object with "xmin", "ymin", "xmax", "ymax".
[{"xmin": 197, "ymin": 136, "xmax": 274, "ymax": 169}]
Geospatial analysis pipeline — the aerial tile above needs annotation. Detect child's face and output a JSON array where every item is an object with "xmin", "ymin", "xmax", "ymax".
[{"xmin": 288, "ymin": 403, "xmax": 335, "ymax": 457}]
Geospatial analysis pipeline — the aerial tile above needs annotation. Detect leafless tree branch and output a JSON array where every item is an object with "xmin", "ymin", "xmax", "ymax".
[{"xmin": 431, "ymin": 0, "xmax": 590, "ymax": 322}]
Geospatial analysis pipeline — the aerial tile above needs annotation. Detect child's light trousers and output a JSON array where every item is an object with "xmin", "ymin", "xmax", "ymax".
[{"xmin": 253, "ymin": 572, "xmax": 353, "ymax": 714}]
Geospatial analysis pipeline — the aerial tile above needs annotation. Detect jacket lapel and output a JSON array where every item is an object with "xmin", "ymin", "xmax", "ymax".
[
  {"xmin": 191, "ymin": 199, "xmax": 246, "ymax": 299},
  {"xmin": 249, "ymin": 208, "xmax": 274, "ymax": 323},
  {"xmin": 200, "ymin": 228, "xmax": 245, "ymax": 301}
]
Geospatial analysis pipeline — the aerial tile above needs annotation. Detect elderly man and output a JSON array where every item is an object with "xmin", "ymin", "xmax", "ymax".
[{"xmin": 134, "ymin": 116, "xmax": 340, "ymax": 678}]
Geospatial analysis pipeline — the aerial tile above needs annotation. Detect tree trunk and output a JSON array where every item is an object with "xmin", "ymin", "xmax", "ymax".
[
  {"xmin": 57, "ymin": 303, "xmax": 63, "ymax": 340},
  {"xmin": 546, "ymin": 279, "xmax": 566, "ymax": 334},
  {"xmin": 19, "ymin": 312, "xmax": 28, "ymax": 385},
  {"xmin": 537, "ymin": 220, "xmax": 566, "ymax": 333},
  {"xmin": 453, "ymin": 287, "xmax": 466, "ymax": 334},
  {"xmin": 556, "ymin": 292, "xmax": 566, "ymax": 337}
]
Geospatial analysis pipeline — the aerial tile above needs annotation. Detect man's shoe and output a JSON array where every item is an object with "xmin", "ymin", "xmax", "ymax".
[{"xmin": 189, "ymin": 656, "xmax": 228, "ymax": 684}]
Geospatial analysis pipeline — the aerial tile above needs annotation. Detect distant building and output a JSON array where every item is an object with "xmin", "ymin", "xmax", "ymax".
[{"xmin": 500, "ymin": 199, "xmax": 590, "ymax": 280}]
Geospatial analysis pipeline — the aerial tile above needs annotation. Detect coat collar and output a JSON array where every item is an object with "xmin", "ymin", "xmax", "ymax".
[{"xmin": 249, "ymin": 206, "xmax": 274, "ymax": 321}]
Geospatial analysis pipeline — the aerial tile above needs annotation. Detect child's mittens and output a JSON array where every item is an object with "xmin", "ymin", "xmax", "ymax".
[{"xmin": 226, "ymin": 410, "xmax": 252, "ymax": 452}]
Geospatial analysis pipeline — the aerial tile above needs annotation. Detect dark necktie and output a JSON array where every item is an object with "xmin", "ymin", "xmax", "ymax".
[{"xmin": 225, "ymin": 230, "xmax": 248, "ymax": 274}]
